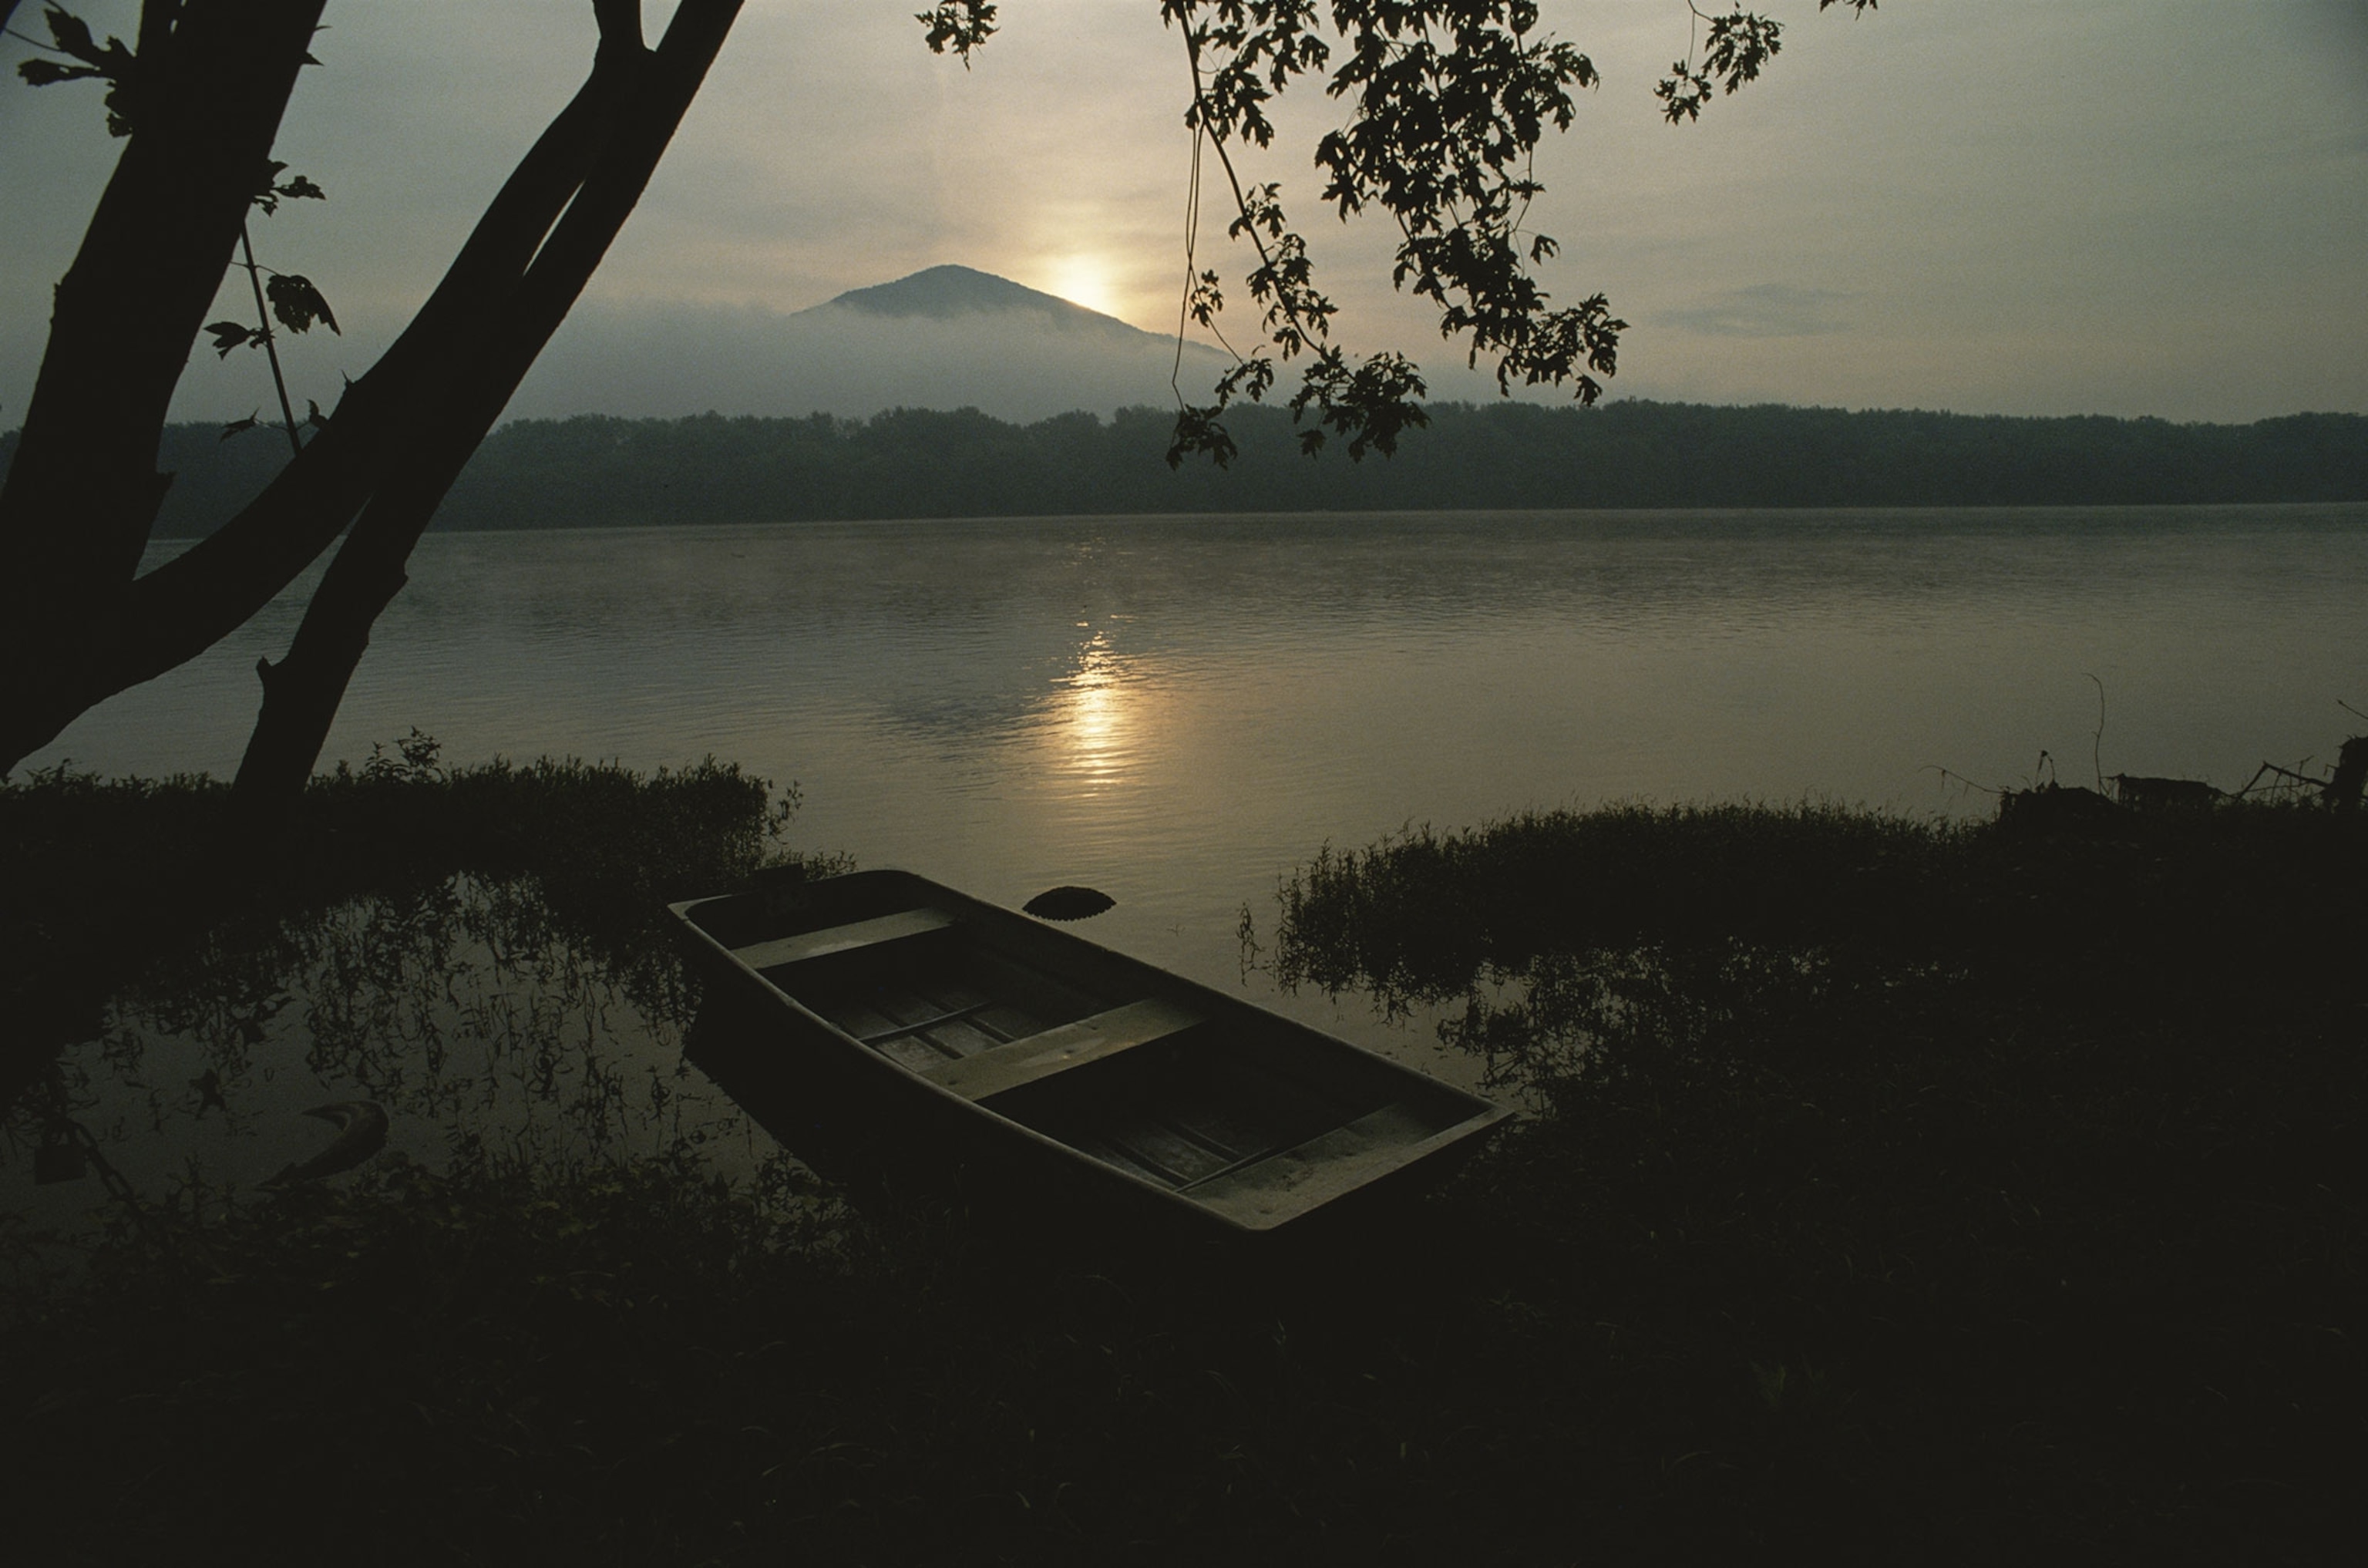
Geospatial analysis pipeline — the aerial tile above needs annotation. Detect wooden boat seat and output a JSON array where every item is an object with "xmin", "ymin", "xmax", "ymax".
[
  {"xmin": 923, "ymin": 997, "xmax": 1204, "ymax": 1102},
  {"xmin": 730, "ymin": 907, "xmax": 954, "ymax": 971},
  {"xmin": 1183, "ymin": 1102, "xmax": 1439, "ymax": 1225}
]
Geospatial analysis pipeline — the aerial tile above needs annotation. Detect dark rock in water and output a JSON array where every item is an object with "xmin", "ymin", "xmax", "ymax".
[
  {"xmin": 1023, "ymin": 886, "xmax": 1115, "ymax": 921},
  {"xmin": 265, "ymin": 1101, "xmax": 389, "ymax": 1186}
]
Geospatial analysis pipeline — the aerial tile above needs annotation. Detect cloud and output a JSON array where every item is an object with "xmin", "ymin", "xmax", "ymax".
[{"xmin": 1659, "ymin": 284, "xmax": 1855, "ymax": 340}]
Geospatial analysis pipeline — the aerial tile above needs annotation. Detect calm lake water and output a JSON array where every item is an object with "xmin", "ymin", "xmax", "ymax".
[
  {"xmin": 32, "ymin": 506, "xmax": 2368, "ymax": 980},
  {"xmin": 10, "ymin": 504, "xmax": 2366, "ymax": 1246}
]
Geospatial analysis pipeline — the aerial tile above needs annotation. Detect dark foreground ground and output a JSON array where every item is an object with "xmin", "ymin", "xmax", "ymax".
[{"xmin": 2, "ymin": 759, "xmax": 2360, "ymax": 1565}]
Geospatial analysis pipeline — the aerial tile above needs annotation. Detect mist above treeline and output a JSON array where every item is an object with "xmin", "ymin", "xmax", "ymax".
[{"xmin": 5, "ymin": 400, "xmax": 2362, "ymax": 538}]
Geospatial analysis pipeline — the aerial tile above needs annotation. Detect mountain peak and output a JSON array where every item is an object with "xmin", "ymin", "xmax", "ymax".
[{"xmin": 820, "ymin": 265, "xmax": 1126, "ymax": 331}]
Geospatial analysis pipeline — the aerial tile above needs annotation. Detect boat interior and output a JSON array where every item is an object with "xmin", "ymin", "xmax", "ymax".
[{"xmin": 679, "ymin": 882, "xmax": 1488, "ymax": 1224}]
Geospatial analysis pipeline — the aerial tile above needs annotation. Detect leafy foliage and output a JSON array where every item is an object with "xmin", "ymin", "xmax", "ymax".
[
  {"xmin": 1149, "ymin": 1, "xmax": 1620, "ymax": 460},
  {"xmin": 1657, "ymin": 5, "xmax": 1780, "ymax": 123},
  {"xmin": 920, "ymin": 3, "xmax": 1861, "ymax": 464},
  {"xmin": 1288, "ymin": 342, "xmax": 1426, "ymax": 456},
  {"xmin": 916, "ymin": 0, "xmax": 999, "ymax": 64},
  {"xmin": 13, "ymin": 3, "xmax": 138, "ymax": 133},
  {"xmin": 264, "ymin": 270, "xmax": 338, "ymax": 335},
  {"xmin": 1655, "ymin": 2, "xmax": 1873, "ymax": 123},
  {"xmin": 250, "ymin": 158, "xmax": 328, "ymax": 216}
]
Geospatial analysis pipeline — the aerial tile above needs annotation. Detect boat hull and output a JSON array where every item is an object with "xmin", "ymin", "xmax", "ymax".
[{"xmin": 671, "ymin": 870, "xmax": 1512, "ymax": 1243}]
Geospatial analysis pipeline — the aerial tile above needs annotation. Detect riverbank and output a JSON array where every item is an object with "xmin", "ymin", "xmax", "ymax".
[
  {"xmin": 11, "ymin": 404, "xmax": 2360, "ymax": 540},
  {"xmin": 2, "ymin": 765, "xmax": 2359, "ymax": 1563}
]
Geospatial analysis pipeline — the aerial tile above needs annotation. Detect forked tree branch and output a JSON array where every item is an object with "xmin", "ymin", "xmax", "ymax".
[
  {"xmin": 0, "ymin": 1, "xmax": 688, "ymax": 775},
  {"xmin": 110, "ymin": 29, "xmax": 637, "ymax": 698},
  {"xmin": 231, "ymin": 0, "xmax": 744, "ymax": 806}
]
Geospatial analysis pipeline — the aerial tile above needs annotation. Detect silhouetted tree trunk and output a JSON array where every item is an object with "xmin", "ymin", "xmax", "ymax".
[
  {"xmin": 0, "ymin": 0, "xmax": 744, "ymax": 813},
  {"xmin": 0, "ymin": 1, "xmax": 325, "ymax": 770},
  {"xmin": 231, "ymin": 0, "xmax": 739, "ymax": 810}
]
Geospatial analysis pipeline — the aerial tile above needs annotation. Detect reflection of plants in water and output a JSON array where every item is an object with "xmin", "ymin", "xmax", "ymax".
[
  {"xmin": 6, "ymin": 872, "xmax": 756, "ymax": 1247},
  {"xmin": 1254, "ymin": 797, "xmax": 2367, "ymax": 1110},
  {"xmin": 1251, "ymin": 804, "xmax": 1951, "ymax": 1110},
  {"xmin": 3, "ymin": 749, "xmax": 837, "ymax": 1226},
  {"xmin": 1428, "ymin": 946, "xmax": 1696, "ymax": 1096}
]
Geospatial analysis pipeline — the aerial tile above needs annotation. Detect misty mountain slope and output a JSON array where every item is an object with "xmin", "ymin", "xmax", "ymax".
[
  {"xmin": 829, "ymin": 264, "xmax": 1144, "ymax": 334},
  {"xmin": 509, "ymin": 266, "xmax": 1233, "ymax": 424}
]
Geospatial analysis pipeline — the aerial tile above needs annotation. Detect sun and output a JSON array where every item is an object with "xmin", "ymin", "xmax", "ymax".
[{"xmin": 1044, "ymin": 256, "xmax": 1119, "ymax": 320}]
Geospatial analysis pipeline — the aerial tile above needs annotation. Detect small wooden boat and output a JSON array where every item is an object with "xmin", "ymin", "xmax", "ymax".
[{"xmin": 670, "ymin": 870, "xmax": 1512, "ymax": 1241}]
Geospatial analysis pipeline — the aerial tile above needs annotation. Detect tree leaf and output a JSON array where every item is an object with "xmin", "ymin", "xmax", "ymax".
[
  {"xmin": 204, "ymin": 321, "xmax": 256, "ymax": 357},
  {"xmin": 18, "ymin": 58, "xmax": 99, "ymax": 87},
  {"xmin": 30, "ymin": 5, "xmax": 140, "ymax": 130},
  {"xmin": 43, "ymin": 6, "xmax": 103, "ymax": 66},
  {"xmin": 266, "ymin": 274, "xmax": 339, "ymax": 335},
  {"xmin": 1165, "ymin": 405, "xmax": 1237, "ymax": 469}
]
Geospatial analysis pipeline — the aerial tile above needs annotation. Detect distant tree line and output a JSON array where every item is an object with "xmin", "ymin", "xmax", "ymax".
[{"xmin": 5, "ymin": 401, "xmax": 2363, "ymax": 537}]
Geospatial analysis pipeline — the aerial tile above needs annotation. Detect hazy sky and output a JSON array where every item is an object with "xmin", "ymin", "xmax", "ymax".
[{"xmin": 5, "ymin": 1, "xmax": 2366, "ymax": 426}]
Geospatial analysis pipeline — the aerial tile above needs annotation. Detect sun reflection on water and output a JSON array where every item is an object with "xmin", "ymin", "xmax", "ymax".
[{"xmin": 1053, "ymin": 629, "xmax": 1138, "ymax": 796}]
